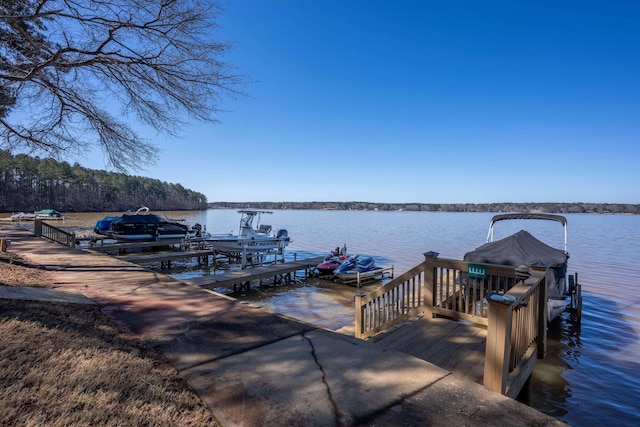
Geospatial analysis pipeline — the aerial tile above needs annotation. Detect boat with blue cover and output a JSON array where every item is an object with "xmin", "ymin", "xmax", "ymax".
[{"xmin": 94, "ymin": 207, "xmax": 197, "ymax": 241}]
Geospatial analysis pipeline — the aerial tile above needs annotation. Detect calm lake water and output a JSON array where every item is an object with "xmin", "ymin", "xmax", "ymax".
[{"xmin": 42, "ymin": 209, "xmax": 640, "ymax": 426}]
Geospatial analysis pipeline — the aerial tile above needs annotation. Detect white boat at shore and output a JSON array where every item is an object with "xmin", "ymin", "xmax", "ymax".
[
  {"xmin": 204, "ymin": 210, "xmax": 290, "ymax": 254},
  {"xmin": 10, "ymin": 209, "xmax": 63, "ymax": 221}
]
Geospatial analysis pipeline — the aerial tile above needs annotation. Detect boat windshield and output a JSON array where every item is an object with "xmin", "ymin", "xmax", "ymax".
[{"xmin": 237, "ymin": 210, "xmax": 273, "ymax": 235}]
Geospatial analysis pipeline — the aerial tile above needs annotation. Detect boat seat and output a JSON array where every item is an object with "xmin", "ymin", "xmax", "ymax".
[{"xmin": 258, "ymin": 224, "xmax": 272, "ymax": 234}]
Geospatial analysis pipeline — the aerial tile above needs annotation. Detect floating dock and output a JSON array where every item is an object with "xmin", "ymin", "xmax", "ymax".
[
  {"xmin": 118, "ymin": 249, "xmax": 216, "ymax": 268},
  {"xmin": 87, "ymin": 238, "xmax": 188, "ymax": 252},
  {"xmin": 333, "ymin": 266, "xmax": 395, "ymax": 287},
  {"xmin": 183, "ymin": 256, "xmax": 324, "ymax": 292}
]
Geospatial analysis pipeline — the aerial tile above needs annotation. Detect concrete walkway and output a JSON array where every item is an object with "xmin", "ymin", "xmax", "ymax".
[{"xmin": 0, "ymin": 225, "xmax": 565, "ymax": 426}]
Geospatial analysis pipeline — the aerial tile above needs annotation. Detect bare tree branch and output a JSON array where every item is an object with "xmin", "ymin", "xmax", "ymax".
[{"xmin": 0, "ymin": 0, "xmax": 246, "ymax": 172}]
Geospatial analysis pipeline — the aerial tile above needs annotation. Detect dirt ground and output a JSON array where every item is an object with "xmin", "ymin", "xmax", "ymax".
[
  {"xmin": 0, "ymin": 252, "xmax": 219, "ymax": 426},
  {"xmin": 0, "ymin": 251, "xmax": 52, "ymax": 287}
]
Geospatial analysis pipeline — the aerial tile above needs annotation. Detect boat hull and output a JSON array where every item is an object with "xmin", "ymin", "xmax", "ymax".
[
  {"xmin": 317, "ymin": 263, "xmax": 339, "ymax": 275},
  {"xmin": 110, "ymin": 233, "xmax": 156, "ymax": 241},
  {"xmin": 108, "ymin": 211, "xmax": 194, "ymax": 242},
  {"xmin": 110, "ymin": 232, "xmax": 188, "ymax": 241}
]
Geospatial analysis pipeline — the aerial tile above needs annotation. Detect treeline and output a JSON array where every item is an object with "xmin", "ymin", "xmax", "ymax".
[
  {"xmin": 0, "ymin": 151, "xmax": 207, "ymax": 212},
  {"xmin": 209, "ymin": 201, "xmax": 640, "ymax": 214}
]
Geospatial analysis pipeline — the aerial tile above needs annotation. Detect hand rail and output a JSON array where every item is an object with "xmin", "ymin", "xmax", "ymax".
[
  {"xmin": 354, "ymin": 261, "xmax": 428, "ymax": 339},
  {"xmin": 483, "ymin": 269, "xmax": 547, "ymax": 397},
  {"xmin": 353, "ymin": 252, "xmax": 549, "ymax": 399},
  {"xmin": 354, "ymin": 253, "xmax": 516, "ymax": 338},
  {"xmin": 34, "ymin": 219, "xmax": 76, "ymax": 248}
]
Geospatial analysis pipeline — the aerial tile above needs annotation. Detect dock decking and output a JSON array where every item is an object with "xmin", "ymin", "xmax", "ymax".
[
  {"xmin": 118, "ymin": 249, "xmax": 216, "ymax": 267},
  {"xmin": 371, "ymin": 316, "xmax": 488, "ymax": 385},
  {"xmin": 355, "ymin": 253, "xmax": 554, "ymax": 399},
  {"xmin": 183, "ymin": 256, "xmax": 324, "ymax": 291}
]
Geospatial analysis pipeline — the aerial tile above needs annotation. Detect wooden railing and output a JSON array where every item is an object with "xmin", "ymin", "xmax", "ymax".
[
  {"xmin": 354, "ymin": 253, "xmax": 549, "ymax": 398},
  {"xmin": 484, "ymin": 268, "xmax": 547, "ymax": 398},
  {"xmin": 354, "ymin": 252, "xmax": 517, "ymax": 339},
  {"xmin": 354, "ymin": 261, "xmax": 428, "ymax": 339},
  {"xmin": 34, "ymin": 219, "xmax": 76, "ymax": 248},
  {"xmin": 426, "ymin": 256, "xmax": 516, "ymax": 327}
]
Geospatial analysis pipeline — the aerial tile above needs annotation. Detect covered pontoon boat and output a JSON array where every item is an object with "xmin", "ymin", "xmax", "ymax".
[{"xmin": 464, "ymin": 213, "xmax": 576, "ymax": 322}]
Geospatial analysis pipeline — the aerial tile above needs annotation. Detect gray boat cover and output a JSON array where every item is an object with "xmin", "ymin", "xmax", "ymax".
[
  {"xmin": 463, "ymin": 230, "xmax": 568, "ymax": 299},
  {"xmin": 464, "ymin": 230, "xmax": 567, "ymax": 267}
]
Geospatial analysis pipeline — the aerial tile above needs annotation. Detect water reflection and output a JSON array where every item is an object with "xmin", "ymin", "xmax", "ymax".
[
  {"xmin": 236, "ymin": 278, "xmax": 376, "ymax": 331},
  {"xmin": 171, "ymin": 256, "xmax": 382, "ymax": 331},
  {"xmin": 533, "ymin": 293, "xmax": 640, "ymax": 426}
]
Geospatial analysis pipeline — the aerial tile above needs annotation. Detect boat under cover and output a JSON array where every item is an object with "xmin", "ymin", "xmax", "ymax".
[
  {"xmin": 100, "ymin": 208, "xmax": 195, "ymax": 241},
  {"xmin": 463, "ymin": 213, "xmax": 571, "ymax": 321},
  {"xmin": 93, "ymin": 216, "xmax": 122, "ymax": 235}
]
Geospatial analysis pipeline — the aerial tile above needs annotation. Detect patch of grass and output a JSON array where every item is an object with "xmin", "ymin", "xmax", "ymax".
[
  {"xmin": 0, "ymin": 299, "xmax": 218, "ymax": 426},
  {"xmin": 0, "ymin": 252, "xmax": 52, "ymax": 287}
]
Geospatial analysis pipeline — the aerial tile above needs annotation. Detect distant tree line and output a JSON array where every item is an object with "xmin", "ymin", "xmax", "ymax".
[
  {"xmin": 209, "ymin": 201, "xmax": 640, "ymax": 214},
  {"xmin": 0, "ymin": 151, "xmax": 207, "ymax": 212}
]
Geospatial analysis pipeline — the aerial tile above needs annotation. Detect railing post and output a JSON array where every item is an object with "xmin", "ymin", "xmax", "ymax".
[
  {"xmin": 484, "ymin": 298, "xmax": 513, "ymax": 394},
  {"xmin": 354, "ymin": 291, "xmax": 366, "ymax": 339},
  {"xmin": 536, "ymin": 269, "xmax": 548, "ymax": 359},
  {"xmin": 34, "ymin": 219, "xmax": 43, "ymax": 237},
  {"xmin": 423, "ymin": 251, "xmax": 438, "ymax": 318}
]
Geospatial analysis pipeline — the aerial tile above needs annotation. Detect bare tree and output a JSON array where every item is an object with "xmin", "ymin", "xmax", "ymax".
[{"xmin": 0, "ymin": 0, "xmax": 245, "ymax": 171}]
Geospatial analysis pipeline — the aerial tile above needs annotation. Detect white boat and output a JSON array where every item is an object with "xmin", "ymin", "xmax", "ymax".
[
  {"xmin": 11, "ymin": 209, "xmax": 63, "ymax": 221},
  {"xmin": 204, "ymin": 210, "xmax": 290, "ymax": 254}
]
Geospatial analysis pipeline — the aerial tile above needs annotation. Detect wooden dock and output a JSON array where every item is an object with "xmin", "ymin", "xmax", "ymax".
[
  {"xmin": 92, "ymin": 238, "xmax": 188, "ymax": 253},
  {"xmin": 371, "ymin": 316, "xmax": 487, "ymax": 384},
  {"xmin": 118, "ymin": 249, "xmax": 216, "ymax": 268},
  {"xmin": 184, "ymin": 256, "xmax": 324, "ymax": 292},
  {"xmin": 353, "ymin": 253, "xmax": 560, "ymax": 400},
  {"xmin": 334, "ymin": 266, "xmax": 395, "ymax": 286}
]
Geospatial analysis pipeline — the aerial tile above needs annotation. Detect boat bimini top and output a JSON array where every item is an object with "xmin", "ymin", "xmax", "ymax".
[{"xmin": 486, "ymin": 213, "xmax": 568, "ymax": 253}]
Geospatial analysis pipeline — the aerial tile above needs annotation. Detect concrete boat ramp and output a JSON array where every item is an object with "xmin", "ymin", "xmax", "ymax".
[{"xmin": 0, "ymin": 225, "xmax": 563, "ymax": 426}]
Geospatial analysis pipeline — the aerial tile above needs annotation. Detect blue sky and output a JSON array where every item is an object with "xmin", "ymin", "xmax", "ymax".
[{"xmin": 78, "ymin": 0, "xmax": 639, "ymax": 203}]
